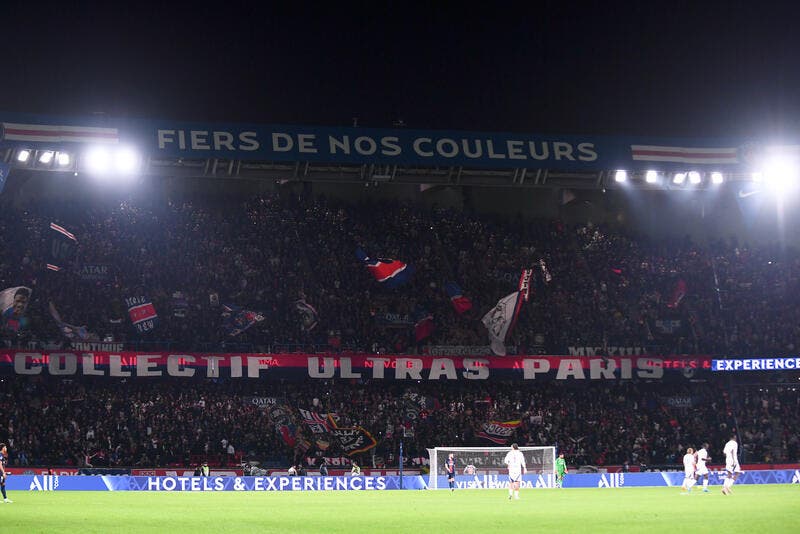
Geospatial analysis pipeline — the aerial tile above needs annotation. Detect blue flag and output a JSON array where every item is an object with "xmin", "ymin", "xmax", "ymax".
[{"xmin": 222, "ymin": 304, "xmax": 265, "ymax": 336}]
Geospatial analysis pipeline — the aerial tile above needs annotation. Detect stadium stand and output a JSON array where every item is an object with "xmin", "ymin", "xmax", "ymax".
[
  {"xmin": 1, "ymin": 192, "xmax": 799, "ymax": 356},
  {"xmin": 0, "ymin": 191, "xmax": 798, "ymax": 470},
  {"xmin": 1, "ymin": 376, "xmax": 796, "ymax": 469}
]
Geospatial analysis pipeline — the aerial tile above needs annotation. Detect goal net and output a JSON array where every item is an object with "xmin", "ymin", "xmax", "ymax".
[{"xmin": 426, "ymin": 446, "xmax": 556, "ymax": 490}]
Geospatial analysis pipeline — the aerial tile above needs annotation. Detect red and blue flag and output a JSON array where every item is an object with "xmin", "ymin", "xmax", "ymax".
[
  {"xmin": 222, "ymin": 304, "xmax": 265, "ymax": 336},
  {"xmin": 414, "ymin": 310, "xmax": 435, "ymax": 342},
  {"xmin": 355, "ymin": 248, "xmax": 414, "ymax": 288},
  {"xmin": 444, "ymin": 281, "xmax": 472, "ymax": 314}
]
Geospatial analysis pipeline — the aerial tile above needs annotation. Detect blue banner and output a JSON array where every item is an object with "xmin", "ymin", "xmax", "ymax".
[
  {"xmin": 712, "ymin": 357, "xmax": 800, "ymax": 372},
  {"xmin": 8, "ymin": 471, "xmax": 800, "ymax": 491},
  {"xmin": 1, "ymin": 112, "xmax": 791, "ymax": 172},
  {"xmin": 432, "ymin": 469, "xmax": 800, "ymax": 490},
  {"xmin": 10, "ymin": 475, "xmax": 427, "ymax": 492}
]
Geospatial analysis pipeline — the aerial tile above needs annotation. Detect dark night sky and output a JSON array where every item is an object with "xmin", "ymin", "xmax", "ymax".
[{"xmin": 3, "ymin": 1, "xmax": 800, "ymax": 138}]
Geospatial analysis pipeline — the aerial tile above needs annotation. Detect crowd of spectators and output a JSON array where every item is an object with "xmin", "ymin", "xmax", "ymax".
[
  {"xmin": 1, "ymin": 190, "xmax": 799, "ymax": 355},
  {"xmin": 0, "ymin": 375, "xmax": 796, "ymax": 469},
  {"xmin": 1, "ymin": 188, "xmax": 799, "ymax": 470}
]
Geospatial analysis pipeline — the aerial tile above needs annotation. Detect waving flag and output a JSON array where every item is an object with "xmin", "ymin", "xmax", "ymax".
[
  {"xmin": 48, "ymin": 222, "xmax": 78, "ymax": 272},
  {"xmin": 402, "ymin": 392, "xmax": 439, "ymax": 421},
  {"xmin": 481, "ymin": 270, "xmax": 532, "ymax": 356},
  {"xmin": 355, "ymin": 248, "xmax": 414, "ymax": 288},
  {"xmin": 125, "ymin": 295, "xmax": 158, "ymax": 334},
  {"xmin": 327, "ymin": 422, "xmax": 378, "ymax": 456},
  {"xmin": 278, "ymin": 424, "xmax": 297, "ymax": 447},
  {"xmin": 477, "ymin": 420, "xmax": 522, "ymax": 445},
  {"xmin": 1, "ymin": 286, "xmax": 32, "ymax": 332},
  {"xmin": 267, "ymin": 404, "xmax": 297, "ymax": 447},
  {"xmin": 49, "ymin": 302, "xmax": 91, "ymax": 341},
  {"xmin": 298, "ymin": 408, "xmax": 330, "ymax": 434},
  {"xmin": 295, "ymin": 299, "xmax": 319, "ymax": 331},
  {"xmin": 222, "ymin": 304, "xmax": 265, "ymax": 336},
  {"xmin": 667, "ymin": 279, "xmax": 688, "ymax": 308},
  {"xmin": 414, "ymin": 310, "xmax": 435, "ymax": 342},
  {"xmin": 445, "ymin": 282, "xmax": 472, "ymax": 314},
  {"xmin": 330, "ymin": 426, "xmax": 378, "ymax": 455}
]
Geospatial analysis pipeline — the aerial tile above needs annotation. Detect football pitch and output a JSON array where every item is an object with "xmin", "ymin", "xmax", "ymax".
[{"xmin": 3, "ymin": 485, "xmax": 798, "ymax": 533}]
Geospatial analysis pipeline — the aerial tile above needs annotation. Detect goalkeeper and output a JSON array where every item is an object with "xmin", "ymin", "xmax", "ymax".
[{"xmin": 555, "ymin": 452, "xmax": 568, "ymax": 488}]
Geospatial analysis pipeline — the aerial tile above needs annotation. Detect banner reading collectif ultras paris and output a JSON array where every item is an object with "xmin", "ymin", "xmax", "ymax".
[{"xmin": 0, "ymin": 351, "xmax": 714, "ymax": 381}]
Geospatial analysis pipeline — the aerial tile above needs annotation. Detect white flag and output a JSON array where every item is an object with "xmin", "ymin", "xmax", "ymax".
[{"xmin": 481, "ymin": 291, "xmax": 523, "ymax": 356}]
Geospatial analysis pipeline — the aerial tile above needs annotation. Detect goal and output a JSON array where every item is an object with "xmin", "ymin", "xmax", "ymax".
[{"xmin": 426, "ymin": 446, "xmax": 556, "ymax": 489}]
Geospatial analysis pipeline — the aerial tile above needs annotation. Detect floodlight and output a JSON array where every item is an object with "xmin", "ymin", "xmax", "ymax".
[
  {"xmin": 763, "ymin": 156, "xmax": 799, "ymax": 192},
  {"xmin": 16, "ymin": 149, "xmax": 31, "ymax": 163},
  {"xmin": 38, "ymin": 151, "xmax": 54, "ymax": 164},
  {"xmin": 56, "ymin": 152, "xmax": 71, "ymax": 166},
  {"xmin": 688, "ymin": 171, "xmax": 701, "ymax": 185},
  {"xmin": 85, "ymin": 146, "xmax": 111, "ymax": 173},
  {"xmin": 672, "ymin": 172, "xmax": 686, "ymax": 185},
  {"xmin": 645, "ymin": 170, "xmax": 658, "ymax": 183},
  {"xmin": 114, "ymin": 147, "xmax": 140, "ymax": 174},
  {"xmin": 751, "ymin": 172, "xmax": 763, "ymax": 183},
  {"xmin": 710, "ymin": 172, "xmax": 724, "ymax": 185},
  {"xmin": 614, "ymin": 170, "xmax": 627, "ymax": 183}
]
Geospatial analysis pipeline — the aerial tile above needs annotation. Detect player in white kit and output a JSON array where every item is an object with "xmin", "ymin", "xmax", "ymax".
[
  {"xmin": 681, "ymin": 447, "xmax": 696, "ymax": 493},
  {"xmin": 695, "ymin": 443, "xmax": 711, "ymax": 492},
  {"xmin": 722, "ymin": 434, "xmax": 742, "ymax": 495},
  {"xmin": 503, "ymin": 443, "xmax": 527, "ymax": 500}
]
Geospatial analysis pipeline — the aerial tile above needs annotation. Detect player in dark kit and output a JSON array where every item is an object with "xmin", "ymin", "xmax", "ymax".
[
  {"xmin": 0, "ymin": 443, "xmax": 11, "ymax": 503},
  {"xmin": 446, "ymin": 453, "xmax": 456, "ymax": 491}
]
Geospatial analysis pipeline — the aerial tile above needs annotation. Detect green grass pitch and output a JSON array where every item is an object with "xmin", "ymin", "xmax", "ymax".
[{"xmin": 3, "ymin": 485, "xmax": 798, "ymax": 533}]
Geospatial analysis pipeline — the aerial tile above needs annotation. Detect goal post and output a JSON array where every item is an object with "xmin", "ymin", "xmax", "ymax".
[{"xmin": 426, "ymin": 446, "xmax": 556, "ymax": 490}]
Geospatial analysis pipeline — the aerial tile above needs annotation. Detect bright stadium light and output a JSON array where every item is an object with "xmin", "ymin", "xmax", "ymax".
[
  {"xmin": 16, "ymin": 149, "xmax": 31, "ymax": 163},
  {"xmin": 114, "ymin": 147, "xmax": 140, "ymax": 174},
  {"xmin": 751, "ymin": 172, "xmax": 764, "ymax": 183},
  {"xmin": 645, "ymin": 170, "xmax": 658, "ymax": 184},
  {"xmin": 710, "ymin": 171, "xmax": 724, "ymax": 185},
  {"xmin": 56, "ymin": 152, "xmax": 71, "ymax": 166},
  {"xmin": 38, "ymin": 151, "xmax": 54, "ymax": 164},
  {"xmin": 85, "ymin": 146, "xmax": 112, "ymax": 173},
  {"xmin": 672, "ymin": 172, "xmax": 686, "ymax": 185},
  {"xmin": 763, "ymin": 156, "xmax": 799, "ymax": 192},
  {"xmin": 614, "ymin": 170, "xmax": 627, "ymax": 183},
  {"xmin": 688, "ymin": 171, "xmax": 702, "ymax": 185}
]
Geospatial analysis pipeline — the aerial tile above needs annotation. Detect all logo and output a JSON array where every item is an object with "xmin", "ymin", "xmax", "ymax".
[
  {"xmin": 29, "ymin": 476, "xmax": 60, "ymax": 491},
  {"xmin": 598, "ymin": 473, "xmax": 624, "ymax": 488},
  {"xmin": 792, "ymin": 470, "xmax": 800, "ymax": 484}
]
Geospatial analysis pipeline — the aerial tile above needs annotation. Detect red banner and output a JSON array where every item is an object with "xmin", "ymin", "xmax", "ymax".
[
  {"xmin": 130, "ymin": 469, "xmax": 242, "ymax": 477},
  {"xmin": 0, "ymin": 351, "xmax": 713, "ymax": 381}
]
